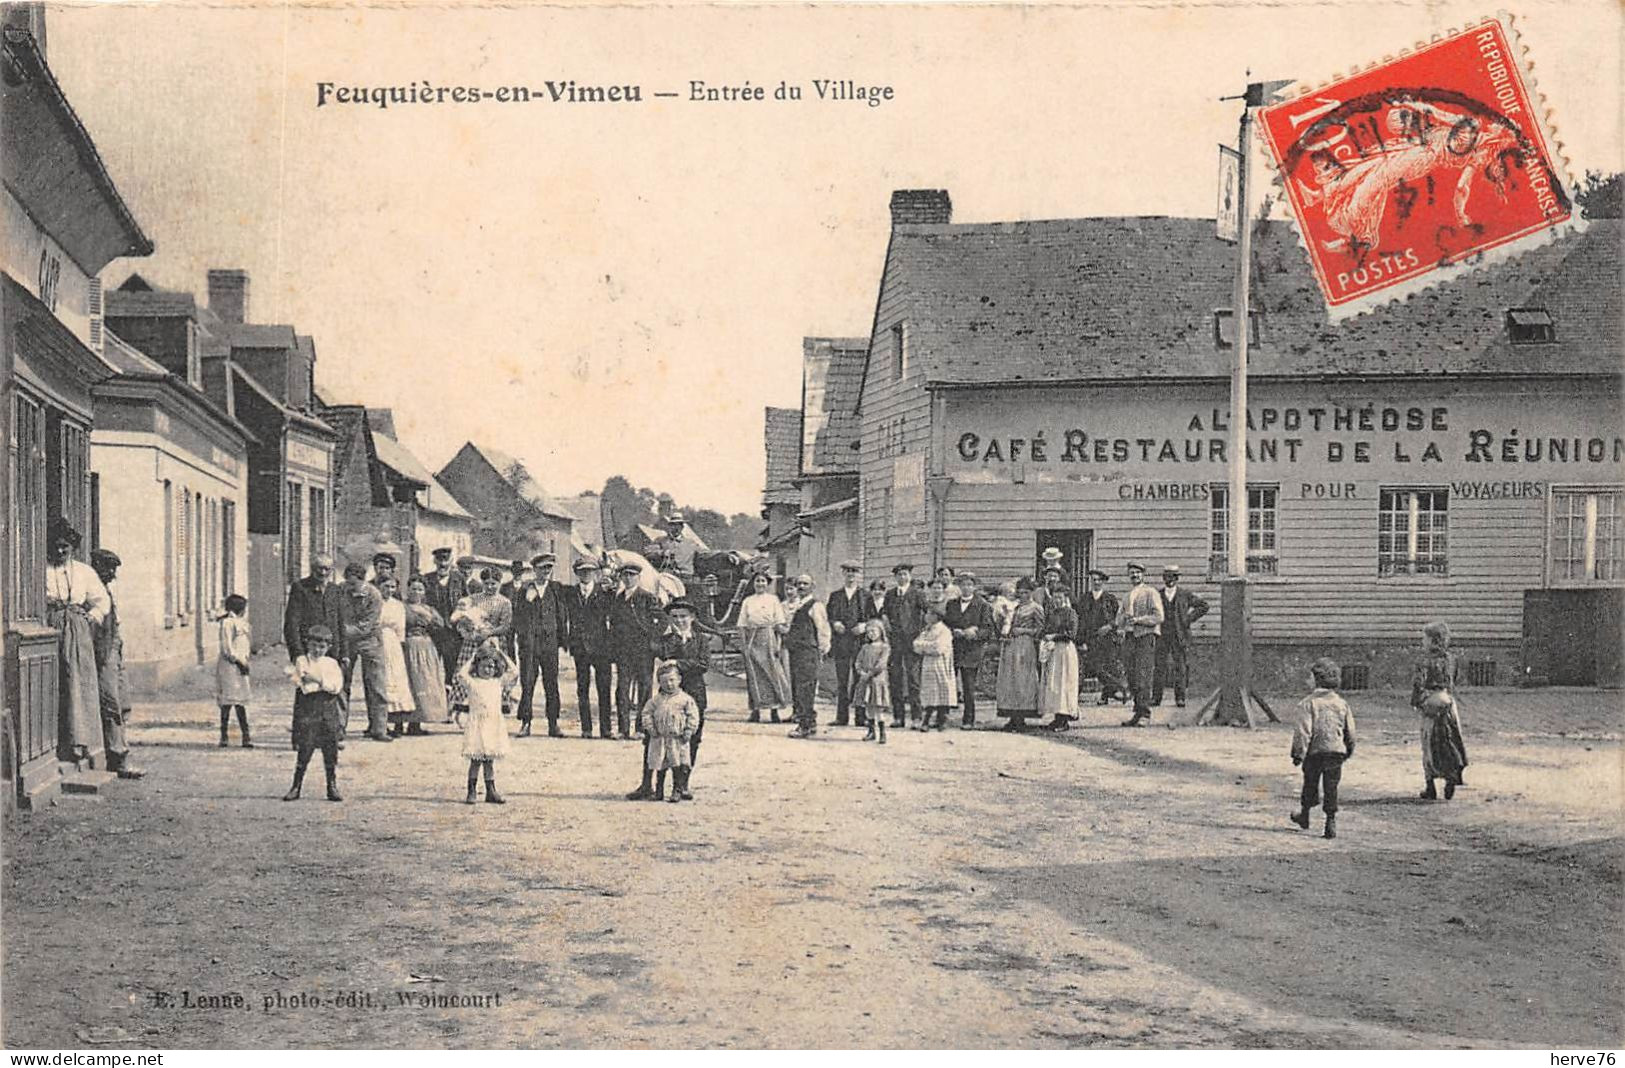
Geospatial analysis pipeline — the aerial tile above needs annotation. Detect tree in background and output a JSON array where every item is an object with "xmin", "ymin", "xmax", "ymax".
[{"xmin": 599, "ymin": 475, "xmax": 758, "ymax": 551}]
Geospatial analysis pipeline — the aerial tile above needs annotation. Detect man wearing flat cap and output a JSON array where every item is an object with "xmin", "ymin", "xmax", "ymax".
[
  {"xmin": 881, "ymin": 562, "xmax": 929, "ymax": 727},
  {"xmin": 564, "ymin": 559, "xmax": 615, "ymax": 738},
  {"xmin": 826, "ymin": 560, "xmax": 875, "ymax": 727},
  {"xmin": 514, "ymin": 552, "xmax": 570, "ymax": 737},
  {"xmin": 1153, "ymin": 564, "xmax": 1209, "ymax": 709},
  {"xmin": 1081, "ymin": 568, "xmax": 1126, "ymax": 704},
  {"xmin": 1115, "ymin": 562, "xmax": 1165, "ymax": 726},
  {"xmin": 421, "ymin": 548, "xmax": 466, "ymax": 691},
  {"xmin": 89, "ymin": 549, "xmax": 144, "ymax": 778},
  {"xmin": 609, "ymin": 560, "xmax": 663, "ymax": 739}
]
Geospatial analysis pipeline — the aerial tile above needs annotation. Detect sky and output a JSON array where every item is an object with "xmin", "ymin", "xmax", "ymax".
[{"xmin": 46, "ymin": 0, "xmax": 1623, "ymax": 516}]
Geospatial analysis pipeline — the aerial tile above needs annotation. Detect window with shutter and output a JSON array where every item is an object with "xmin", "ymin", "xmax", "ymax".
[
  {"xmin": 87, "ymin": 278, "xmax": 104, "ymax": 353},
  {"xmin": 163, "ymin": 480, "xmax": 174, "ymax": 622},
  {"xmin": 10, "ymin": 392, "xmax": 47, "ymax": 622}
]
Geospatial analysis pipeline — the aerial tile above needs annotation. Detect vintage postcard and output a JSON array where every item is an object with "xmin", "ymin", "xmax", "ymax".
[{"xmin": 2, "ymin": 0, "xmax": 1620, "ymax": 1054}]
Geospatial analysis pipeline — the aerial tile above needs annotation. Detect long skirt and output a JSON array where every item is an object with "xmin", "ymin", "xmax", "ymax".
[
  {"xmin": 380, "ymin": 637, "xmax": 417, "ymax": 717},
  {"xmin": 49, "ymin": 604, "xmax": 104, "ymax": 756},
  {"xmin": 450, "ymin": 637, "xmax": 480, "ymax": 706},
  {"xmin": 1420, "ymin": 701, "xmax": 1468, "ymax": 784},
  {"xmin": 919, "ymin": 652, "xmax": 958, "ymax": 707},
  {"xmin": 996, "ymin": 635, "xmax": 1040, "ymax": 713},
  {"xmin": 402, "ymin": 634, "xmax": 447, "ymax": 723},
  {"xmin": 1040, "ymin": 641, "xmax": 1080, "ymax": 716},
  {"xmin": 740, "ymin": 626, "xmax": 792, "ymax": 710}
]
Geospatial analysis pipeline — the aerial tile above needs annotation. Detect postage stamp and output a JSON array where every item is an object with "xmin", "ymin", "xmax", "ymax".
[{"xmin": 1258, "ymin": 15, "xmax": 1583, "ymax": 319}]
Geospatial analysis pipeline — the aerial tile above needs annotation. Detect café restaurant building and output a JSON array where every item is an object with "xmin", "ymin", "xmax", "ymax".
[{"xmin": 857, "ymin": 191, "xmax": 1623, "ymax": 688}]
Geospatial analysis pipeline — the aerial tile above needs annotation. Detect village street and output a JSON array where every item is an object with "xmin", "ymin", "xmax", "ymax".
[{"xmin": 4, "ymin": 651, "xmax": 1621, "ymax": 1050}]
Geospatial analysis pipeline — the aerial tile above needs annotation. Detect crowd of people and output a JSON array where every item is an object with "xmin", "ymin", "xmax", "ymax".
[{"xmin": 36, "ymin": 512, "xmax": 1470, "ymax": 826}]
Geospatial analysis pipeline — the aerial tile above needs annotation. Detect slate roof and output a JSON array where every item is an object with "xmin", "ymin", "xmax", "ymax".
[
  {"xmin": 100, "ymin": 329, "xmax": 169, "ymax": 377},
  {"xmin": 105, "ymin": 286, "xmax": 198, "ymax": 319},
  {"xmin": 763, "ymin": 406, "xmax": 801, "ymax": 506},
  {"xmin": 801, "ymin": 337, "xmax": 867, "ymax": 477},
  {"xmin": 466, "ymin": 443, "xmax": 575, "ymax": 521},
  {"xmin": 883, "ymin": 216, "xmax": 1619, "ymax": 387},
  {"xmin": 220, "ymin": 322, "xmax": 297, "ymax": 350},
  {"xmin": 369, "ymin": 429, "xmax": 433, "ymax": 489}
]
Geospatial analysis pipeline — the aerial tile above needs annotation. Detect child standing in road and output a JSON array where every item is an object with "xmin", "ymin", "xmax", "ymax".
[
  {"xmin": 216, "ymin": 593, "xmax": 253, "ymax": 748},
  {"xmin": 1290, "ymin": 656, "xmax": 1357, "ymax": 839},
  {"xmin": 460, "ymin": 641, "xmax": 517, "ymax": 804},
  {"xmin": 284, "ymin": 625, "xmax": 344, "ymax": 802},
  {"xmin": 854, "ymin": 620, "xmax": 891, "ymax": 744},
  {"xmin": 638, "ymin": 661, "xmax": 699, "ymax": 802}
]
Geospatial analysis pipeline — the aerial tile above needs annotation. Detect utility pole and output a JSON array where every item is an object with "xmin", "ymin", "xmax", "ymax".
[{"xmin": 1200, "ymin": 78, "xmax": 1290, "ymax": 728}]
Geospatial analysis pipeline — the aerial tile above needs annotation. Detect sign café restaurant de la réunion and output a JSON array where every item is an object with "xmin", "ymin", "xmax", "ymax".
[{"xmin": 937, "ymin": 378, "xmax": 1622, "ymax": 687}]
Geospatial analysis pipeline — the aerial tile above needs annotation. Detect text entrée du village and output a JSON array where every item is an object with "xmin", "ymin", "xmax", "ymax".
[{"xmin": 314, "ymin": 78, "xmax": 895, "ymax": 109}]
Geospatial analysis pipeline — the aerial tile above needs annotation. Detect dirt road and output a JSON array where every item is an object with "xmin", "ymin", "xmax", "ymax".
[{"xmin": 4, "ymin": 657, "xmax": 1621, "ymax": 1048}]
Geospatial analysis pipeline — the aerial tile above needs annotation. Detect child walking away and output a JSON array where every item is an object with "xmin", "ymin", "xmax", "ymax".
[
  {"xmin": 1411, "ymin": 621, "xmax": 1468, "ymax": 800},
  {"xmin": 459, "ymin": 641, "xmax": 517, "ymax": 804},
  {"xmin": 284, "ymin": 625, "xmax": 344, "ymax": 802},
  {"xmin": 216, "ymin": 594, "xmax": 253, "ymax": 748},
  {"xmin": 912, "ymin": 606, "xmax": 957, "ymax": 731},
  {"xmin": 1290, "ymin": 657, "xmax": 1356, "ymax": 839},
  {"xmin": 855, "ymin": 621, "xmax": 891, "ymax": 744},
  {"xmin": 635, "ymin": 662, "xmax": 699, "ymax": 802}
]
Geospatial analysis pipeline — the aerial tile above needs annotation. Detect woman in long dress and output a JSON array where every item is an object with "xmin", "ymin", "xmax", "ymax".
[
  {"xmin": 45, "ymin": 520, "xmax": 106, "ymax": 760},
  {"xmin": 737, "ymin": 571, "xmax": 793, "ymax": 722},
  {"xmin": 375, "ymin": 576, "xmax": 418, "ymax": 734},
  {"xmin": 1411, "ymin": 620, "xmax": 1469, "ymax": 800},
  {"xmin": 1040, "ymin": 588, "xmax": 1081, "ymax": 731},
  {"xmin": 401, "ymin": 577, "xmax": 447, "ymax": 730},
  {"xmin": 912, "ymin": 606, "xmax": 958, "ymax": 731},
  {"xmin": 996, "ymin": 578, "xmax": 1045, "ymax": 729}
]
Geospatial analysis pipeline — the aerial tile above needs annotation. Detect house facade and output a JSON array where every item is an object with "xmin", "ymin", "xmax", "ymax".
[
  {"xmin": 2, "ymin": 8, "xmax": 153, "ymax": 805},
  {"xmin": 857, "ymin": 190, "xmax": 1624, "ymax": 689},
  {"xmin": 196, "ymin": 270, "xmax": 337, "ymax": 650},
  {"xmin": 758, "ymin": 406, "xmax": 802, "ymax": 580},
  {"xmin": 90, "ymin": 328, "xmax": 251, "ymax": 688}
]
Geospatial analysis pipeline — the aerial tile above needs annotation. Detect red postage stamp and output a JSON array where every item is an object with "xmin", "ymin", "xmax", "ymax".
[{"xmin": 1258, "ymin": 16, "xmax": 1581, "ymax": 319}]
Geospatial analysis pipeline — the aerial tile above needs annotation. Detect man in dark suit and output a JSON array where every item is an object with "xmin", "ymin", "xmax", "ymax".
[
  {"xmin": 284, "ymin": 552, "xmax": 350, "ymax": 668},
  {"xmin": 825, "ymin": 560, "xmax": 875, "ymax": 727},
  {"xmin": 420, "ymin": 547, "xmax": 465, "ymax": 685},
  {"xmin": 1080, "ymin": 568, "xmax": 1126, "ymax": 704},
  {"xmin": 563, "ymin": 559, "xmax": 615, "ymax": 738},
  {"xmin": 944, "ymin": 571, "xmax": 997, "ymax": 729},
  {"xmin": 1153, "ymin": 563, "xmax": 1209, "ymax": 707},
  {"xmin": 514, "ymin": 553, "xmax": 570, "ymax": 737},
  {"xmin": 609, "ymin": 561, "xmax": 664, "ymax": 740},
  {"xmin": 882, "ymin": 562, "xmax": 928, "ymax": 728}
]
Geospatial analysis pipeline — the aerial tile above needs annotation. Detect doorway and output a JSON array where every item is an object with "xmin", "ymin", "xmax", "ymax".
[
  {"xmin": 1523, "ymin": 589, "xmax": 1624, "ymax": 686},
  {"xmin": 1035, "ymin": 530, "xmax": 1092, "ymax": 602}
]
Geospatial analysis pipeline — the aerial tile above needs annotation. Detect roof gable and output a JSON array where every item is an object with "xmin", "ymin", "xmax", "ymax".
[{"xmin": 461, "ymin": 442, "xmax": 574, "ymax": 521}]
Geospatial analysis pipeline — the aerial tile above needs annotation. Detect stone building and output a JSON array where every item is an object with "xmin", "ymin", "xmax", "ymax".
[{"xmin": 435, "ymin": 442, "xmax": 575, "ymax": 568}]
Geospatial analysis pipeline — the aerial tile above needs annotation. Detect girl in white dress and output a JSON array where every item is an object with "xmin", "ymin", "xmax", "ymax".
[
  {"xmin": 215, "ymin": 593, "xmax": 253, "ymax": 747},
  {"xmin": 912, "ymin": 606, "xmax": 958, "ymax": 731},
  {"xmin": 459, "ymin": 641, "xmax": 517, "ymax": 804},
  {"xmin": 375, "ymin": 576, "xmax": 417, "ymax": 734}
]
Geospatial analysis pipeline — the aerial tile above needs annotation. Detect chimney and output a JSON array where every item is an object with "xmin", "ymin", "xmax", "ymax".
[
  {"xmin": 889, "ymin": 189, "xmax": 952, "ymax": 228},
  {"xmin": 207, "ymin": 269, "xmax": 249, "ymax": 324},
  {"xmin": 4, "ymin": 4, "xmax": 47, "ymax": 58}
]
